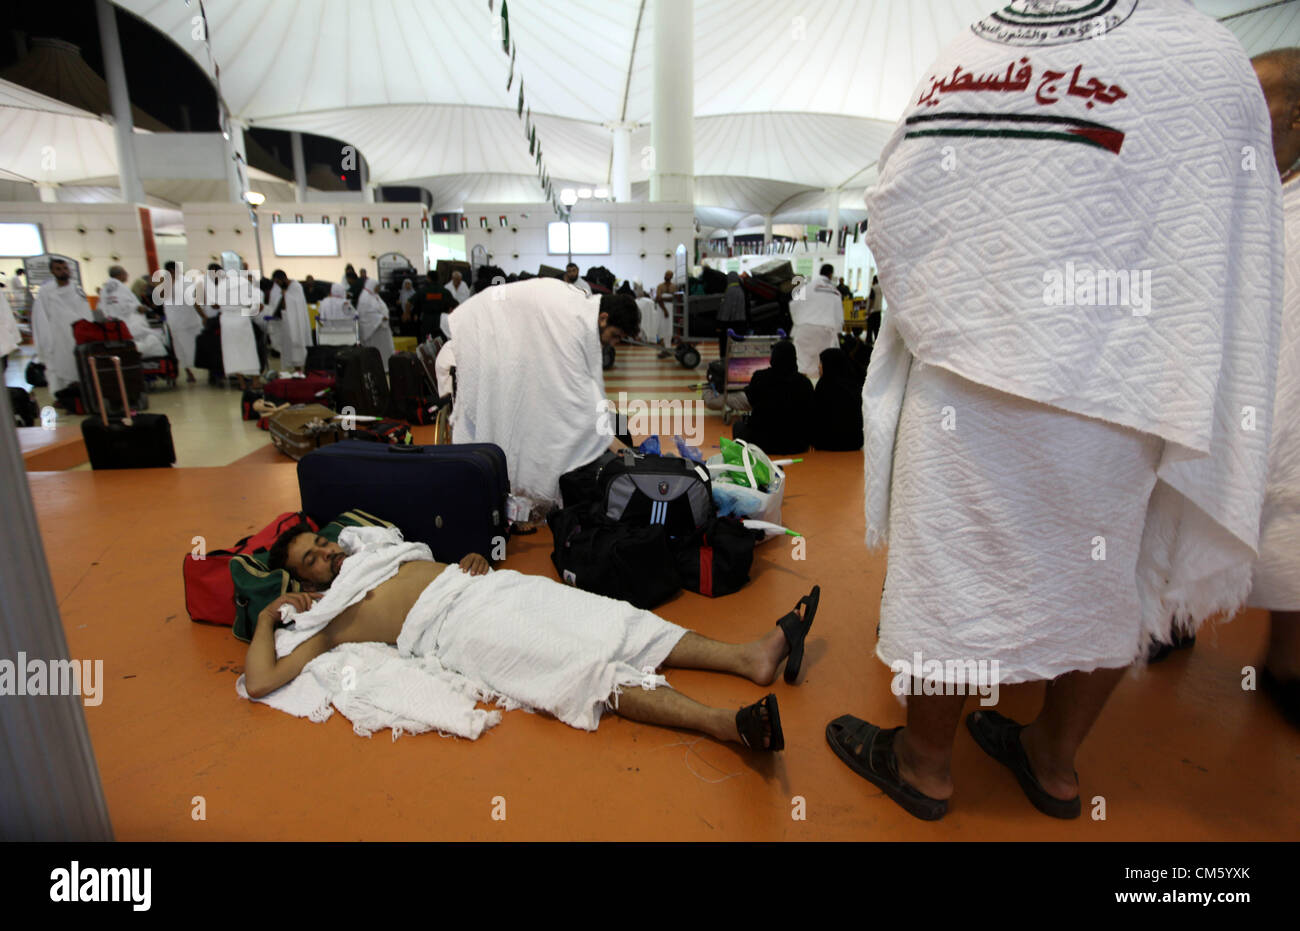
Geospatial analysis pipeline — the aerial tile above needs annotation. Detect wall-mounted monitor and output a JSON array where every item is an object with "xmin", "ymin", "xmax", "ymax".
[
  {"xmin": 548, "ymin": 221, "xmax": 610, "ymax": 255},
  {"xmin": 271, "ymin": 222, "xmax": 339, "ymax": 257},
  {"xmin": 0, "ymin": 222, "xmax": 45, "ymax": 257}
]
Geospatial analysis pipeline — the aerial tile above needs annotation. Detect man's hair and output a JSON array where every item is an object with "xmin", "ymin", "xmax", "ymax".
[
  {"xmin": 272, "ymin": 269, "xmax": 287, "ymax": 280},
  {"xmin": 565, "ymin": 262, "xmax": 578, "ymax": 271},
  {"xmin": 267, "ymin": 521, "xmax": 316, "ymax": 578},
  {"xmin": 108, "ymin": 264, "xmax": 126, "ymax": 280},
  {"xmin": 820, "ymin": 263, "xmax": 834, "ymax": 278},
  {"xmin": 164, "ymin": 260, "xmax": 176, "ymax": 274},
  {"xmin": 600, "ymin": 292, "xmax": 641, "ymax": 335},
  {"xmin": 50, "ymin": 258, "xmax": 67, "ymax": 268},
  {"xmin": 207, "ymin": 262, "xmax": 222, "ymax": 272}
]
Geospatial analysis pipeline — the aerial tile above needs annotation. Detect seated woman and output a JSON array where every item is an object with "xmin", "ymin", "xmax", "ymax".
[
  {"xmin": 812, "ymin": 347, "xmax": 866, "ymax": 451},
  {"xmin": 732, "ymin": 339, "xmax": 815, "ymax": 454}
]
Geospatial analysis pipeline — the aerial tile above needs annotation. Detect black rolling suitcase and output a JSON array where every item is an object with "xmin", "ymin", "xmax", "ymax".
[
  {"xmin": 80, "ymin": 354, "xmax": 175, "ymax": 470},
  {"xmin": 305, "ymin": 344, "xmax": 344, "ymax": 373},
  {"xmin": 297, "ymin": 440, "xmax": 510, "ymax": 563},
  {"xmin": 386, "ymin": 351, "xmax": 436, "ymax": 423},
  {"xmin": 76, "ymin": 341, "xmax": 144, "ymax": 417},
  {"xmin": 333, "ymin": 345, "xmax": 389, "ymax": 416}
]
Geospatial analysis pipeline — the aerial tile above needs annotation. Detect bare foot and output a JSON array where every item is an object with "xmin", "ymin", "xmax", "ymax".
[
  {"xmin": 893, "ymin": 728, "xmax": 955, "ymax": 800},
  {"xmin": 1019, "ymin": 725, "xmax": 1081, "ymax": 801},
  {"xmin": 749, "ymin": 598, "xmax": 812, "ymax": 685}
]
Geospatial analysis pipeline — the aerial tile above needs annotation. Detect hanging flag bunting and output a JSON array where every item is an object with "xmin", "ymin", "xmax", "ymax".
[
  {"xmin": 500, "ymin": 0, "xmax": 510, "ymax": 53},
  {"xmin": 517, "ymin": 78, "xmax": 524, "ymax": 117},
  {"xmin": 507, "ymin": 54, "xmax": 513, "ymax": 90},
  {"xmin": 529, "ymin": 125, "xmax": 536, "ymax": 156}
]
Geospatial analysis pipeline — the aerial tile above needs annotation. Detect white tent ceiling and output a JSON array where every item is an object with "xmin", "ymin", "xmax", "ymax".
[{"xmin": 88, "ymin": 0, "xmax": 1300, "ymax": 224}]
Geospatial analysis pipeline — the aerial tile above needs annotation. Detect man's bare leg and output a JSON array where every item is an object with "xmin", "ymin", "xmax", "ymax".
[
  {"xmin": 610, "ymin": 683, "xmax": 775, "ymax": 747},
  {"xmin": 1266, "ymin": 610, "xmax": 1300, "ymax": 678},
  {"xmin": 1019, "ymin": 665, "xmax": 1127, "ymax": 801},
  {"xmin": 891, "ymin": 692, "xmax": 968, "ymax": 800},
  {"xmin": 662, "ymin": 628, "xmax": 793, "ymax": 686}
]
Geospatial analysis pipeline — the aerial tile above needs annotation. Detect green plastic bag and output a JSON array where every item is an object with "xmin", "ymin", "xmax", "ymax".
[{"xmin": 718, "ymin": 437, "xmax": 771, "ymax": 490}]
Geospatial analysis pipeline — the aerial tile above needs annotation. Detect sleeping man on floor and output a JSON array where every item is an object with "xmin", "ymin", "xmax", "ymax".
[{"xmin": 237, "ymin": 521, "xmax": 818, "ymax": 749}]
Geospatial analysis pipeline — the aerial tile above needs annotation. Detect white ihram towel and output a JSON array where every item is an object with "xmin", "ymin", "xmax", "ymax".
[
  {"xmin": 1249, "ymin": 175, "xmax": 1300, "ymax": 610},
  {"xmin": 449, "ymin": 278, "xmax": 614, "ymax": 506},
  {"xmin": 863, "ymin": 0, "xmax": 1284, "ymax": 644}
]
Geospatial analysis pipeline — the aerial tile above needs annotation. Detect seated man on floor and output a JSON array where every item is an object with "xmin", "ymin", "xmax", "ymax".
[{"xmin": 239, "ymin": 520, "xmax": 819, "ymax": 749}]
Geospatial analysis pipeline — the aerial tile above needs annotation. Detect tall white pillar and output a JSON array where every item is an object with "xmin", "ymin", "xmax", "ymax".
[
  {"xmin": 609, "ymin": 122, "xmax": 633, "ymax": 202},
  {"xmin": 94, "ymin": 0, "xmax": 144, "ymax": 205},
  {"xmin": 36, "ymin": 183, "xmax": 58, "ymax": 203},
  {"xmin": 650, "ymin": 0, "xmax": 693, "ymax": 204},
  {"xmin": 290, "ymin": 131, "xmax": 307, "ymax": 203},
  {"xmin": 361, "ymin": 156, "xmax": 375, "ymax": 203},
  {"xmin": 826, "ymin": 189, "xmax": 840, "ymax": 251},
  {"xmin": 224, "ymin": 119, "xmax": 247, "ymax": 204},
  {"xmin": 0, "ymin": 388, "xmax": 115, "ymax": 840},
  {"xmin": 763, "ymin": 215, "xmax": 773, "ymax": 251}
]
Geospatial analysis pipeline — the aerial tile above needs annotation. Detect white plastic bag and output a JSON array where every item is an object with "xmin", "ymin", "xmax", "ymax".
[{"xmin": 706, "ymin": 438, "xmax": 785, "ymax": 529}]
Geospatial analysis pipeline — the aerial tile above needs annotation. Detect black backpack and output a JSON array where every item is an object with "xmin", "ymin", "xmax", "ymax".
[
  {"xmin": 9, "ymin": 386, "xmax": 39, "ymax": 427},
  {"xmin": 598, "ymin": 450, "xmax": 714, "ymax": 543}
]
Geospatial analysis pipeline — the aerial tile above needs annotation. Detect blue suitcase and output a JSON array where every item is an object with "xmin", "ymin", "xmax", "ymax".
[{"xmin": 297, "ymin": 440, "xmax": 510, "ymax": 563}]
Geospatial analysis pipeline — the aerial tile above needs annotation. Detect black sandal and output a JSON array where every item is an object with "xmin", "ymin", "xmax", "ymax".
[
  {"xmin": 777, "ymin": 584, "xmax": 820, "ymax": 684},
  {"xmin": 966, "ymin": 710, "xmax": 1081, "ymax": 819},
  {"xmin": 825, "ymin": 715, "xmax": 948, "ymax": 821},
  {"xmin": 736, "ymin": 693, "xmax": 784, "ymax": 752}
]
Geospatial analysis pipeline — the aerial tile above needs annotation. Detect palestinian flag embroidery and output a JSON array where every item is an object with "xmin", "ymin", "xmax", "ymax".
[{"xmin": 904, "ymin": 111, "xmax": 1124, "ymax": 154}]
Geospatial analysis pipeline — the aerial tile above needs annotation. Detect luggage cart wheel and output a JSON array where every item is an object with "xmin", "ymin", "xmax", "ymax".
[
  {"xmin": 602, "ymin": 343, "xmax": 616, "ymax": 370},
  {"xmin": 679, "ymin": 347, "xmax": 701, "ymax": 369}
]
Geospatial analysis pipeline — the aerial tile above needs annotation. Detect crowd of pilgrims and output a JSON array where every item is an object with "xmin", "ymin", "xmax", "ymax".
[{"xmin": 27, "ymin": 258, "xmax": 868, "ymax": 453}]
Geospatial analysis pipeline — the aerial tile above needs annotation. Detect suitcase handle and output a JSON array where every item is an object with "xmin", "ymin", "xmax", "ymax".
[{"xmin": 88, "ymin": 354, "xmax": 133, "ymax": 427}]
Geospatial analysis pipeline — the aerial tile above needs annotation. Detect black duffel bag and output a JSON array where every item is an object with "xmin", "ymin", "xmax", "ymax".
[
  {"xmin": 547, "ymin": 506, "xmax": 681, "ymax": 610},
  {"xmin": 674, "ymin": 516, "xmax": 759, "ymax": 598}
]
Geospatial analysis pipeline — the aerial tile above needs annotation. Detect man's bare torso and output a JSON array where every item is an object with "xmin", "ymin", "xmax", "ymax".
[{"xmin": 319, "ymin": 560, "xmax": 450, "ymax": 647}]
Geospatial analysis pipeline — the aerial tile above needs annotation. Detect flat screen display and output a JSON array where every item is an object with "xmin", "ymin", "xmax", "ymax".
[
  {"xmin": 271, "ymin": 222, "xmax": 339, "ymax": 257},
  {"xmin": 0, "ymin": 222, "xmax": 45, "ymax": 257},
  {"xmin": 548, "ymin": 221, "xmax": 610, "ymax": 255}
]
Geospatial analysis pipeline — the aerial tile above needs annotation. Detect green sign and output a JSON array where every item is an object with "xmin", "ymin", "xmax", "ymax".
[
  {"xmin": 726, "ymin": 259, "xmax": 740, "ymax": 272},
  {"xmin": 795, "ymin": 258, "xmax": 814, "ymax": 277}
]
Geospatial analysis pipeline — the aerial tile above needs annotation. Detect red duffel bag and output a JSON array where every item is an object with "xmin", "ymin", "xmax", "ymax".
[
  {"xmin": 263, "ymin": 372, "xmax": 335, "ymax": 405},
  {"xmin": 183, "ymin": 511, "xmax": 319, "ymax": 626}
]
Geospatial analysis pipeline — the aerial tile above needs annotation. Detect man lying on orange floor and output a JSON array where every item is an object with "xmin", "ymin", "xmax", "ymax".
[{"xmin": 238, "ymin": 519, "xmax": 818, "ymax": 749}]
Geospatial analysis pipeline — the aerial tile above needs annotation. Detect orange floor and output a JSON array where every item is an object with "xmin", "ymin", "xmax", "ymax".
[{"xmin": 27, "ymin": 405, "xmax": 1300, "ymax": 842}]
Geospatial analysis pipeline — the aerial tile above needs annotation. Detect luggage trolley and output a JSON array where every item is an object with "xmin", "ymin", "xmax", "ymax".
[
  {"xmin": 668, "ymin": 291, "xmax": 702, "ymax": 369},
  {"xmin": 720, "ymin": 329, "xmax": 786, "ymax": 425},
  {"xmin": 315, "ymin": 314, "xmax": 360, "ymax": 347}
]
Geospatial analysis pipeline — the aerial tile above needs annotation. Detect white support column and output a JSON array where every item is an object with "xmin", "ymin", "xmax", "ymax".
[
  {"xmin": 763, "ymin": 215, "xmax": 773, "ymax": 251},
  {"xmin": 36, "ymin": 183, "xmax": 58, "ymax": 203},
  {"xmin": 609, "ymin": 122, "xmax": 633, "ymax": 203},
  {"xmin": 224, "ymin": 119, "xmax": 247, "ymax": 204},
  {"xmin": 361, "ymin": 156, "xmax": 375, "ymax": 203},
  {"xmin": 290, "ymin": 131, "xmax": 307, "ymax": 203},
  {"xmin": 0, "ymin": 388, "xmax": 115, "ymax": 840},
  {"xmin": 650, "ymin": 0, "xmax": 693, "ymax": 204},
  {"xmin": 94, "ymin": 0, "xmax": 144, "ymax": 205},
  {"xmin": 826, "ymin": 189, "xmax": 840, "ymax": 251}
]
